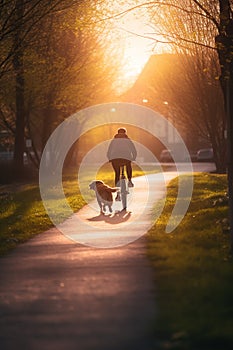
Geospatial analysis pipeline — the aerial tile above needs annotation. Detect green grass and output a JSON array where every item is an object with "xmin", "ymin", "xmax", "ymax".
[
  {"xmin": 147, "ymin": 173, "xmax": 233, "ymax": 349},
  {"xmin": 0, "ymin": 180, "xmax": 85, "ymax": 256},
  {"xmin": 0, "ymin": 163, "xmax": 156, "ymax": 256}
]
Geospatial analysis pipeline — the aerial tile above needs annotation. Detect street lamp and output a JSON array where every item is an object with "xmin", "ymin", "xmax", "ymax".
[
  {"xmin": 163, "ymin": 101, "xmax": 170, "ymax": 143},
  {"xmin": 163, "ymin": 101, "xmax": 177, "ymax": 144}
]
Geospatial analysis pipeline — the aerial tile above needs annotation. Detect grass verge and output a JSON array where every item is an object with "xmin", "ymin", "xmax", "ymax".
[
  {"xmin": 0, "ymin": 179, "xmax": 85, "ymax": 256},
  {"xmin": 147, "ymin": 173, "xmax": 233, "ymax": 349}
]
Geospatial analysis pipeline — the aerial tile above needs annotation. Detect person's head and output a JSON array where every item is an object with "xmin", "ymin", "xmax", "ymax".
[{"xmin": 117, "ymin": 127, "xmax": 127, "ymax": 134}]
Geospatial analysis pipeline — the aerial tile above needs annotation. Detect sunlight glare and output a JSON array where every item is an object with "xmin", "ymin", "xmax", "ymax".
[
  {"xmin": 103, "ymin": 2, "xmax": 154, "ymax": 92},
  {"xmin": 101, "ymin": 1, "xmax": 171, "ymax": 93}
]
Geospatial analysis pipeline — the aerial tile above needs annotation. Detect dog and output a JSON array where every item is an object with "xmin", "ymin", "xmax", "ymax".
[{"xmin": 89, "ymin": 180, "xmax": 118, "ymax": 213}]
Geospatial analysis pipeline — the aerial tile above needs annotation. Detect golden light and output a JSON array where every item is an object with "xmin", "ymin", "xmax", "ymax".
[
  {"xmin": 101, "ymin": 3, "xmax": 154, "ymax": 92},
  {"xmin": 122, "ymin": 33, "xmax": 152, "ymax": 79},
  {"xmin": 99, "ymin": 1, "xmax": 172, "ymax": 94},
  {"xmin": 118, "ymin": 24, "xmax": 153, "ymax": 90}
]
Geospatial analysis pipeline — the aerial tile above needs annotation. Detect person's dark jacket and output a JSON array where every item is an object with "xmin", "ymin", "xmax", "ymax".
[{"xmin": 107, "ymin": 133, "xmax": 137, "ymax": 161}]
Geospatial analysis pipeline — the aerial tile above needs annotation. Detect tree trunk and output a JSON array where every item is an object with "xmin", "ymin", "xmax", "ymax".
[
  {"xmin": 226, "ymin": 75, "xmax": 233, "ymax": 251},
  {"xmin": 13, "ymin": 51, "xmax": 25, "ymax": 172},
  {"xmin": 216, "ymin": 0, "xmax": 233, "ymax": 251},
  {"xmin": 13, "ymin": 0, "xmax": 25, "ymax": 174}
]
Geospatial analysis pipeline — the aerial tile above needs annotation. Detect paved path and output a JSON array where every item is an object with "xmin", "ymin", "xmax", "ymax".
[
  {"xmin": 0, "ymin": 164, "xmax": 215, "ymax": 350},
  {"xmin": 0, "ymin": 172, "xmax": 178, "ymax": 350},
  {"xmin": 0, "ymin": 232, "xmax": 158, "ymax": 350},
  {"xmin": 59, "ymin": 172, "xmax": 177, "ymax": 248}
]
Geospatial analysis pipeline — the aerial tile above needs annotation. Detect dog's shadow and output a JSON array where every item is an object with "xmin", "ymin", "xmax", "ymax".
[{"xmin": 88, "ymin": 210, "xmax": 131, "ymax": 225}]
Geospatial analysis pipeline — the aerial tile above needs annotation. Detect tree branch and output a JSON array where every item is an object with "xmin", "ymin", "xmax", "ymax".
[
  {"xmin": 192, "ymin": 0, "xmax": 220, "ymax": 29},
  {"xmin": 95, "ymin": 0, "xmax": 219, "ymax": 30}
]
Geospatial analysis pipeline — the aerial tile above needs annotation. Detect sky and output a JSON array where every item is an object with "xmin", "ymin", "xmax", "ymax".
[
  {"xmin": 101, "ymin": 1, "xmax": 170, "ymax": 94},
  {"xmin": 100, "ymin": 1, "xmax": 156, "ymax": 93},
  {"xmin": 115, "ymin": 15, "xmax": 155, "ymax": 91}
]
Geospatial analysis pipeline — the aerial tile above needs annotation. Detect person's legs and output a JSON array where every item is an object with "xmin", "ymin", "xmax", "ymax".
[
  {"xmin": 125, "ymin": 161, "xmax": 134, "ymax": 187},
  {"xmin": 125, "ymin": 161, "xmax": 132, "ymax": 180},
  {"xmin": 111, "ymin": 160, "xmax": 120, "ymax": 186},
  {"xmin": 111, "ymin": 160, "xmax": 121, "ymax": 201}
]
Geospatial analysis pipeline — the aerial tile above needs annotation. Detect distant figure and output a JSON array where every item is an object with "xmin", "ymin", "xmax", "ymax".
[{"xmin": 107, "ymin": 127, "xmax": 137, "ymax": 187}]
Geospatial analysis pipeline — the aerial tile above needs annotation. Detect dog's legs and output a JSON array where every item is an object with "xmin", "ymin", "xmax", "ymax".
[{"xmin": 97, "ymin": 196, "xmax": 104, "ymax": 214}]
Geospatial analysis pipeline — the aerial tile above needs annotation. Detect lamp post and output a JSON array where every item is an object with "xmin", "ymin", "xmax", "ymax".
[
  {"xmin": 163, "ymin": 101, "xmax": 170, "ymax": 144},
  {"xmin": 163, "ymin": 101, "xmax": 177, "ymax": 145}
]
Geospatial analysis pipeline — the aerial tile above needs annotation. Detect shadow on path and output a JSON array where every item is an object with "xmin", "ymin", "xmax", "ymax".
[{"xmin": 87, "ymin": 211, "xmax": 132, "ymax": 225}]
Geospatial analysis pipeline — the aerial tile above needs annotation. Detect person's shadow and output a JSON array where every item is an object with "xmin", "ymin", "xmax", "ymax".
[{"xmin": 87, "ymin": 210, "xmax": 131, "ymax": 225}]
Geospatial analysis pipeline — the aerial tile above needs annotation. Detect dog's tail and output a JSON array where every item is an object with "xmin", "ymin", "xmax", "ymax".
[
  {"xmin": 104, "ymin": 185, "xmax": 118, "ymax": 193},
  {"xmin": 109, "ymin": 188, "xmax": 118, "ymax": 193}
]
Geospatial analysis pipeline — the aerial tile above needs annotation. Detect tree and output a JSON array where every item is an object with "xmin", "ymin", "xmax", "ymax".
[
  {"xmin": 151, "ymin": 0, "xmax": 233, "ymax": 247},
  {"xmin": 105, "ymin": 0, "xmax": 233, "ymax": 249},
  {"xmin": 0, "ymin": 0, "xmax": 120, "ymax": 172},
  {"xmin": 0, "ymin": 0, "xmax": 82, "ymax": 78},
  {"xmin": 0, "ymin": 0, "xmax": 87, "ymax": 172},
  {"xmin": 12, "ymin": 0, "xmax": 25, "ymax": 171},
  {"xmin": 127, "ymin": 51, "xmax": 226, "ymax": 173},
  {"xmin": 1, "ymin": 1, "xmax": 57, "ymax": 170},
  {"xmin": 215, "ymin": 0, "xmax": 233, "ymax": 250}
]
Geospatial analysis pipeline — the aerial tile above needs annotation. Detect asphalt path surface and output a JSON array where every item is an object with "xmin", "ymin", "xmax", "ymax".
[
  {"xmin": 0, "ymin": 232, "xmax": 158, "ymax": 350},
  {"xmin": 0, "ymin": 163, "xmax": 215, "ymax": 350}
]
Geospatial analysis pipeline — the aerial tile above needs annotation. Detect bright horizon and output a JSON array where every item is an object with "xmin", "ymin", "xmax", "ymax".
[
  {"xmin": 102, "ymin": 3, "xmax": 171, "ymax": 94},
  {"xmin": 113, "ymin": 10, "xmax": 154, "ymax": 92}
]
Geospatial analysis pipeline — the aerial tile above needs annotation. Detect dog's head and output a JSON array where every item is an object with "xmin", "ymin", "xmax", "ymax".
[{"xmin": 89, "ymin": 180, "xmax": 104, "ymax": 191}]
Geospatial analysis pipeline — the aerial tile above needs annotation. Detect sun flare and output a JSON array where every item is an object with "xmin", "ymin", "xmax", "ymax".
[
  {"xmin": 122, "ymin": 35, "xmax": 152, "ymax": 79},
  {"xmin": 101, "ymin": 1, "xmax": 172, "ymax": 93},
  {"xmin": 120, "ymin": 28, "xmax": 153, "ymax": 88},
  {"xmin": 103, "ymin": 3, "xmax": 154, "ymax": 92}
]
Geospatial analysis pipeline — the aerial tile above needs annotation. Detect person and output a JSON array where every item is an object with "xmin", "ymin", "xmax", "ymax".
[{"xmin": 107, "ymin": 127, "xmax": 137, "ymax": 188}]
